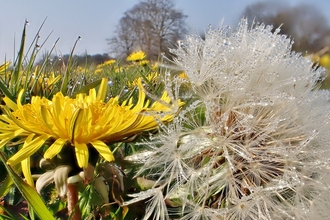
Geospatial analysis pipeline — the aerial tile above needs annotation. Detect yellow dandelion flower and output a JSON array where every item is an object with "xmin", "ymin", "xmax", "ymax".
[
  {"xmin": 29, "ymin": 70, "xmax": 61, "ymax": 95},
  {"xmin": 128, "ymin": 72, "xmax": 159, "ymax": 88},
  {"xmin": 96, "ymin": 59, "xmax": 116, "ymax": 69},
  {"xmin": 0, "ymin": 62, "xmax": 11, "ymax": 73},
  {"xmin": 126, "ymin": 51, "xmax": 146, "ymax": 62},
  {"xmin": 114, "ymin": 66, "xmax": 123, "ymax": 73},
  {"xmin": 0, "ymin": 78, "xmax": 183, "ymax": 184},
  {"xmin": 151, "ymin": 62, "xmax": 159, "ymax": 70},
  {"xmin": 94, "ymin": 68, "xmax": 103, "ymax": 74},
  {"xmin": 138, "ymin": 60, "xmax": 149, "ymax": 66},
  {"xmin": 319, "ymin": 54, "xmax": 330, "ymax": 69},
  {"xmin": 178, "ymin": 72, "xmax": 189, "ymax": 79},
  {"xmin": 103, "ymin": 59, "xmax": 116, "ymax": 66}
]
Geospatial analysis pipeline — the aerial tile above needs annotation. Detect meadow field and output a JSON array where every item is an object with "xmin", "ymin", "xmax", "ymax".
[{"xmin": 1, "ymin": 19, "xmax": 330, "ymax": 220}]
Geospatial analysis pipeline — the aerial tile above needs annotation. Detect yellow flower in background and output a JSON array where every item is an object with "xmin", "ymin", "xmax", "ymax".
[
  {"xmin": 102, "ymin": 59, "xmax": 116, "ymax": 66},
  {"xmin": 0, "ymin": 64, "xmax": 60, "ymax": 96},
  {"xmin": 151, "ymin": 62, "xmax": 159, "ymax": 70},
  {"xmin": 96, "ymin": 59, "xmax": 116, "ymax": 69},
  {"xmin": 137, "ymin": 60, "xmax": 149, "ymax": 66},
  {"xmin": 29, "ymin": 68, "xmax": 61, "ymax": 95},
  {"xmin": 95, "ymin": 60, "xmax": 117, "ymax": 74},
  {"xmin": 319, "ymin": 54, "xmax": 330, "ymax": 69},
  {"xmin": 114, "ymin": 66, "xmax": 123, "ymax": 73},
  {"xmin": 178, "ymin": 72, "xmax": 188, "ymax": 79},
  {"xmin": 308, "ymin": 46, "xmax": 329, "ymax": 67},
  {"xmin": 0, "ymin": 62, "xmax": 11, "ymax": 73},
  {"xmin": 0, "ymin": 78, "xmax": 182, "ymax": 184},
  {"xmin": 126, "ymin": 51, "xmax": 146, "ymax": 62},
  {"xmin": 94, "ymin": 68, "xmax": 103, "ymax": 74},
  {"xmin": 128, "ymin": 72, "xmax": 159, "ymax": 88}
]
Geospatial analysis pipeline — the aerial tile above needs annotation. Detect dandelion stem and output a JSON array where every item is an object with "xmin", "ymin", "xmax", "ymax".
[{"xmin": 67, "ymin": 183, "xmax": 81, "ymax": 220}]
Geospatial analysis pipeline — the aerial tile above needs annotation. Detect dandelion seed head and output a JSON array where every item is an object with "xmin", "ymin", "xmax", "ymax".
[{"xmin": 128, "ymin": 19, "xmax": 330, "ymax": 219}]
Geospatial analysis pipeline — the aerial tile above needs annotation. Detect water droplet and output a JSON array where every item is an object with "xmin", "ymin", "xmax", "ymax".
[
  {"xmin": 177, "ymin": 40, "xmax": 184, "ymax": 48},
  {"xmin": 107, "ymin": 80, "xmax": 113, "ymax": 86}
]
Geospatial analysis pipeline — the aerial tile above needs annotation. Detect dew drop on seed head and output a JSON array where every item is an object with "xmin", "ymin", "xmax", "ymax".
[{"xmin": 178, "ymin": 40, "xmax": 184, "ymax": 48}]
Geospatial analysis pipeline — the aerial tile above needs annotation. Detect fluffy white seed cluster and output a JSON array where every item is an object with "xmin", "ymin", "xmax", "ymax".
[{"xmin": 125, "ymin": 19, "xmax": 330, "ymax": 220}]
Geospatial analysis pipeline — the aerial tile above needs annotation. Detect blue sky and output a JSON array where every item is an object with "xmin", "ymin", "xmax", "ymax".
[{"xmin": 0, "ymin": 0, "xmax": 329, "ymax": 62}]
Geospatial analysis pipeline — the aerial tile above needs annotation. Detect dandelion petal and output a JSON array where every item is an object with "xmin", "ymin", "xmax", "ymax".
[
  {"xmin": 7, "ymin": 134, "xmax": 50, "ymax": 166},
  {"xmin": 90, "ymin": 140, "xmax": 114, "ymax": 162},
  {"xmin": 44, "ymin": 138, "xmax": 68, "ymax": 159},
  {"xmin": 74, "ymin": 142, "xmax": 89, "ymax": 168}
]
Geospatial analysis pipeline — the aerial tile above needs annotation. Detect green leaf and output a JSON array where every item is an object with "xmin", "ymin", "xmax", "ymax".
[
  {"xmin": 0, "ymin": 203, "xmax": 15, "ymax": 219},
  {"xmin": 0, "ymin": 152, "xmax": 55, "ymax": 220},
  {"xmin": 11, "ymin": 20, "xmax": 27, "ymax": 92},
  {"xmin": 0, "ymin": 78, "xmax": 15, "ymax": 102},
  {"xmin": 18, "ymin": 214, "xmax": 30, "ymax": 220},
  {"xmin": 0, "ymin": 214, "xmax": 15, "ymax": 220},
  {"xmin": 47, "ymin": 199, "xmax": 67, "ymax": 215},
  {"xmin": 74, "ymin": 79, "xmax": 102, "ymax": 97},
  {"xmin": 0, "ymin": 174, "xmax": 14, "ymax": 197},
  {"xmin": 60, "ymin": 36, "xmax": 81, "ymax": 95}
]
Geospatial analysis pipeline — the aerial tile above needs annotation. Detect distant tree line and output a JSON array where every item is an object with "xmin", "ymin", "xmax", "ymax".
[
  {"xmin": 107, "ymin": 0, "xmax": 187, "ymax": 61},
  {"xmin": 37, "ymin": 53, "xmax": 112, "ymax": 67},
  {"xmin": 38, "ymin": 1, "xmax": 330, "ymax": 64},
  {"xmin": 241, "ymin": 2, "xmax": 330, "ymax": 53}
]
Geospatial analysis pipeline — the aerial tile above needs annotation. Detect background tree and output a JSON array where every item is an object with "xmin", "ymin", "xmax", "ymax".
[
  {"xmin": 37, "ymin": 53, "xmax": 112, "ymax": 67},
  {"xmin": 108, "ymin": 0, "xmax": 187, "ymax": 61},
  {"xmin": 241, "ymin": 2, "xmax": 330, "ymax": 53}
]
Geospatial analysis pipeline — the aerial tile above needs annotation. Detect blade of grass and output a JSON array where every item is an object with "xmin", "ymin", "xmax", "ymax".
[
  {"xmin": 0, "ymin": 152, "xmax": 55, "ymax": 220},
  {"xmin": 21, "ymin": 18, "xmax": 51, "ymax": 103},
  {"xmin": 60, "ymin": 36, "xmax": 81, "ymax": 95},
  {"xmin": 23, "ymin": 17, "xmax": 48, "ymax": 60},
  {"xmin": 0, "ymin": 175, "xmax": 14, "ymax": 197},
  {"xmin": 0, "ymin": 78, "xmax": 15, "ymax": 102},
  {"xmin": 0, "ymin": 213, "xmax": 15, "ymax": 220},
  {"xmin": 0, "ymin": 203, "xmax": 14, "ymax": 219},
  {"xmin": 73, "ymin": 79, "xmax": 102, "ymax": 97},
  {"xmin": 11, "ymin": 20, "xmax": 28, "ymax": 93}
]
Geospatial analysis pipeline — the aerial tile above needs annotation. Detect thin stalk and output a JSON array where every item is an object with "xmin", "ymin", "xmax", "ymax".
[
  {"xmin": 60, "ymin": 36, "xmax": 81, "ymax": 95},
  {"xmin": 67, "ymin": 183, "xmax": 82, "ymax": 220}
]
